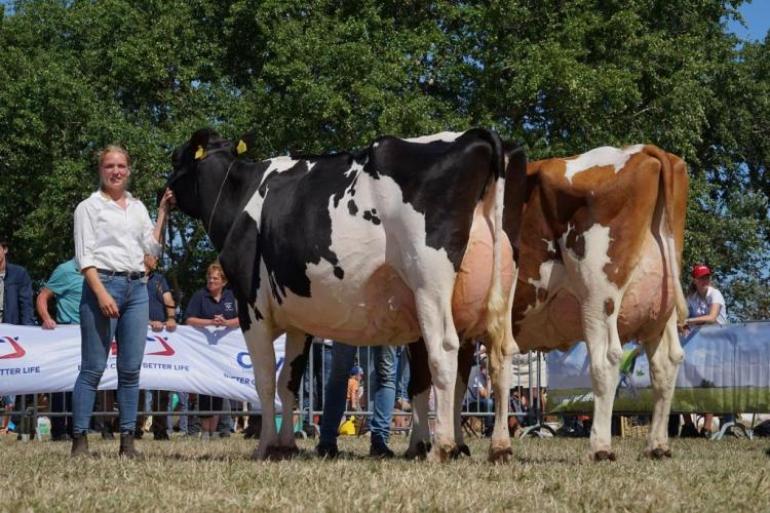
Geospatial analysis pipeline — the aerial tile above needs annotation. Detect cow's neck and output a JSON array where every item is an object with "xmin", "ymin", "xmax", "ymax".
[{"xmin": 199, "ymin": 160, "xmax": 251, "ymax": 251}]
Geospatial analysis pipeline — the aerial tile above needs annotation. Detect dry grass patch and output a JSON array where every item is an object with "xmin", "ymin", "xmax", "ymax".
[{"xmin": 1, "ymin": 434, "xmax": 768, "ymax": 513}]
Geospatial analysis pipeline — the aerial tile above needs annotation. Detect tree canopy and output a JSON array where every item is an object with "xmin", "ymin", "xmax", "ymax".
[{"xmin": 1, "ymin": 0, "xmax": 767, "ymax": 320}]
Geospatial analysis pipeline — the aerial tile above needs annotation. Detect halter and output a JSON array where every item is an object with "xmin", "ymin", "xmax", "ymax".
[{"xmin": 207, "ymin": 158, "xmax": 237, "ymax": 233}]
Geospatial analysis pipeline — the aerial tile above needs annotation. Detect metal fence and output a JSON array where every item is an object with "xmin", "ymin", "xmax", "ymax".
[{"xmin": 1, "ymin": 341, "xmax": 548, "ymax": 441}]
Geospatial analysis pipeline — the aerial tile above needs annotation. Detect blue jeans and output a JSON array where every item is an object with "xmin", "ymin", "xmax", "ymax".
[
  {"xmin": 319, "ymin": 343, "xmax": 395, "ymax": 446},
  {"xmin": 73, "ymin": 274, "xmax": 149, "ymax": 434}
]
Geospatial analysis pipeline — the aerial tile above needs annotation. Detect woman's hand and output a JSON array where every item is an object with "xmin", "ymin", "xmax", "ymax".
[
  {"xmin": 150, "ymin": 320, "xmax": 164, "ymax": 332},
  {"xmin": 159, "ymin": 188, "xmax": 176, "ymax": 212},
  {"xmin": 166, "ymin": 318, "xmax": 177, "ymax": 332},
  {"xmin": 97, "ymin": 291, "xmax": 119, "ymax": 318}
]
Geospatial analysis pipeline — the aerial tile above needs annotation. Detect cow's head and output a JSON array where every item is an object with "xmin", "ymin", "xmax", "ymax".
[{"xmin": 167, "ymin": 128, "xmax": 252, "ymax": 221}]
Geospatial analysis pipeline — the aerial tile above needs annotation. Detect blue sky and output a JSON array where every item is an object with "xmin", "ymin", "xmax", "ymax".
[{"xmin": 728, "ymin": 0, "xmax": 770, "ymax": 40}]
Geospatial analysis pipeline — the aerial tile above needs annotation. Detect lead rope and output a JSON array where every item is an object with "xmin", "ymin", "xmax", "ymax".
[{"xmin": 207, "ymin": 159, "xmax": 236, "ymax": 233}]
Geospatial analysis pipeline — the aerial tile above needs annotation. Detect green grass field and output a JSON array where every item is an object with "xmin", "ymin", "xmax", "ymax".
[{"xmin": 1, "ymin": 434, "xmax": 768, "ymax": 513}]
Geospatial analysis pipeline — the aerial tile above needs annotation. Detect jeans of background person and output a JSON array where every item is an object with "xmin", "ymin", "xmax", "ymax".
[
  {"xmin": 50, "ymin": 392, "xmax": 73, "ymax": 438},
  {"xmin": 72, "ymin": 275, "xmax": 149, "ymax": 434},
  {"xmin": 319, "ymin": 343, "xmax": 396, "ymax": 447},
  {"xmin": 395, "ymin": 346, "xmax": 410, "ymax": 403}
]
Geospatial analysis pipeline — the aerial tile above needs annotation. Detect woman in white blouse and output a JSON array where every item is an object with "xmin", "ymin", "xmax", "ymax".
[{"xmin": 71, "ymin": 145, "xmax": 174, "ymax": 458}]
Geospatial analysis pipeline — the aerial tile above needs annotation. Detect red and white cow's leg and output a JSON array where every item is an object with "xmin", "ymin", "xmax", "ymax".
[
  {"xmin": 562, "ymin": 223, "xmax": 624, "ymax": 460},
  {"xmin": 415, "ymin": 292, "xmax": 459, "ymax": 462},
  {"xmin": 583, "ymin": 301, "xmax": 623, "ymax": 461},
  {"xmin": 642, "ymin": 312, "xmax": 684, "ymax": 458},
  {"xmin": 275, "ymin": 330, "xmax": 311, "ymax": 453},
  {"xmin": 242, "ymin": 308, "xmax": 280, "ymax": 460}
]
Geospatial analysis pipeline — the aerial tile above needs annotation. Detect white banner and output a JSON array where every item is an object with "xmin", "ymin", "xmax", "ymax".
[{"xmin": 0, "ymin": 324, "xmax": 286, "ymax": 410}]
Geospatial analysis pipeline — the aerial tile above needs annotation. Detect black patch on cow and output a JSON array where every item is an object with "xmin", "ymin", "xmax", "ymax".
[
  {"xmin": 287, "ymin": 335, "xmax": 314, "ymax": 399},
  {"xmin": 257, "ymin": 153, "xmax": 358, "ymax": 300},
  {"xmin": 219, "ymin": 209, "xmax": 263, "ymax": 333},
  {"xmin": 361, "ymin": 129, "xmax": 504, "ymax": 270},
  {"xmin": 362, "ymin": 210, "xmax": 381, "ymax": 225},
  {"xmin": 565, "ymin": 228, "xmax": 586, "ymax": 259},
  {"xmin": 347, "ymin": 199, "xmax": 358, "ymax": 216},
  {"xmin": 407, "ymin": 339, "xmax": 431, "ymax": 399}
]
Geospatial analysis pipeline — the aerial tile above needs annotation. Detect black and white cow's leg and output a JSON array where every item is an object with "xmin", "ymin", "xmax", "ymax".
[
  {"xmin": 241, "ymin": 309, "xmax": 280, "ymax": 460},
  {"xmin": 405, "ymin": 339, "xmax": 432, "ymax": 459},
  {"xmin": 642, "ymin": 313, "xmax": 684, "ymax": 459},
  {"xmin": 583, "ymin": 297, "xmax": 624, "ymax": 461},
  {"xmin": 415, "ymin": 292, "xmax": 460, "ymax": 462},
  {"xmin": 275, "ymin": 331, "xmax": 313, "ymax": 454},
  {"xmin": 451, "ymin": 342, "xmax": 476, "ymax": 459}
]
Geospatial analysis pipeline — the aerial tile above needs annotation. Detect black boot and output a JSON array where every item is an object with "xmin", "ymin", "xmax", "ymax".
[
  {"xmin": 119, "ymin": 432, "xmax": 144, "ymax": 460},
  {"xmin": 71, "ymin": 433, "xmax": 90, "ymax": 457}
]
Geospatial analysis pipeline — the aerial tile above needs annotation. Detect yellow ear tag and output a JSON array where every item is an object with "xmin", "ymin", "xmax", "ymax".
[
  {"xmin": 236, "ymin": 140, "xmax": 248, "ymax": 155},
  {"xmin": 194, "ymin": 146, "xmax": 206, "ymax": 160}
]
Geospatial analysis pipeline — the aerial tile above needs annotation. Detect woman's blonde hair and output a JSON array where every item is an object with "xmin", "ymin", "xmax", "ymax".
[
  {"xmin": 97, "ymin": 145, "xmax": 131, "ymax": 168},
  {"xmin": 207, "ymin": 262, "xmax": 228, "ymax": 283}
]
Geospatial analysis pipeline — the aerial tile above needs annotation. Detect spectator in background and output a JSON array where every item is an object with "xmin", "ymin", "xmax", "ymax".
[
  {"xmin": 36, "ymin": 257, "xmax": 83, "ymax": 441},
  {"xmin": 346, "ymin": 366, "xmax": 364, "ymax": 411},
  {"xmin": 317, "ymin": 344, "xmax": 397, "ymax": 458},
  {"xmin": 466, "ymin": 354, "xmax": 494, "ymax": 437},
  {"xmin": 679, "ymin": 264, "xmax": 729, "ymax": 438},
  {"xmin": 0, "ymin": 237, "xmax": 34, "ymax": 326},
  {"xmin": 135, "ymin": 254, "xmax": 178, "ymax": 440},
  {"xmin": 71, "ymin": 145, "xmax": 173, "ymax": 458},
  {"xmin": 0, "ymin": 237, "xmax": 34, "ymax": 438},
  {"xmin": 185, "ymin": 262, "xmax": 238, "ymax": 440}
]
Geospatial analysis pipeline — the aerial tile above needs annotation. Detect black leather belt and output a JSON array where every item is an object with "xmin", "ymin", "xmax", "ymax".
[{"xmin": 96, "ymin": 269, "xmax": 146, "ymax": 280}]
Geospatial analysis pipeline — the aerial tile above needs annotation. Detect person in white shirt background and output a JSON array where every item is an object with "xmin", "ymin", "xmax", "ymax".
[
  {"xmin": 686, "ymin": 264, "xmax": 728, "ymax": 327},
  {"xmin": 679, "ymin": 263, "xmax": 729, "ymax": 438},
  {"xmin": 70, "ymin": 145, "xmax": 174, "ymax": 459}
]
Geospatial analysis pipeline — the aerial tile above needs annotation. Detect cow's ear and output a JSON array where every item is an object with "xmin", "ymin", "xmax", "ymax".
[
  {"xmin": 190, "ymin": 128, "xmax": 211, "ymax": 160},
  {"xmin": 235, "ymin": 131, "xmax": 257, "ymax": 157}
]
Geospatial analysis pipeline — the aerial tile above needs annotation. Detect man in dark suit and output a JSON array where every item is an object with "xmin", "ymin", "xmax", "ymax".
[
  {"xmin": 0, "ymin": 237, "xmax": 35, "ymax": 439},
  {"xmin": 0, "ymin": 237, "xmax": 34, "ymax": 326}
]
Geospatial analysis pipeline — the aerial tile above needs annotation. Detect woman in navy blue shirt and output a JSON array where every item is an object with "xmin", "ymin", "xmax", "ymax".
[{"xmin": 185, "ymin": 262, "xmax": 238, "ymax": 438}]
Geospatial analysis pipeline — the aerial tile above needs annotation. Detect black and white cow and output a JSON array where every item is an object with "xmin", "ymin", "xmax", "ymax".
[{"xmin": 167, "ymin": 128, "xmax": 526, "ymax": 461}]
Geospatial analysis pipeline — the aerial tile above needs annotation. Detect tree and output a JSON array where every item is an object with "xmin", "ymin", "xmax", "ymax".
[{"xmin": 1, "ymin": 0, "xmax": 767, "ymax": 319}]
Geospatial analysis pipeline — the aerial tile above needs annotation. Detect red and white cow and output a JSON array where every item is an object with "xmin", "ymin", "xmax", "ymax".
[
  {"xmin": 167, "ymin": 128, "xmax": 526, "ymax": 461},
  {"xmin": 409, "ymin": 144, "xmax": 688, "ymax": 461}
]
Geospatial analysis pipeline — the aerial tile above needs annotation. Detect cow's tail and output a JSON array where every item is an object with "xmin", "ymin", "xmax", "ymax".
[
  {"xmin": 645, "ymin": 144, "xmax": 689, "ymax": 328},
  {"xmin": 477, "ymin": 129, "xmax": 508, "ymax": 357}
]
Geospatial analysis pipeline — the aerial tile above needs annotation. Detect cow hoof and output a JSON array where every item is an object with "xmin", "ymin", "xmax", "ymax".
[
  {"xmin": 645, "ymin": 447, "xmax": 672, "ymax": 460},
  {"xmin": 488, "ymin": 446, "xmax": 513, "ymax": 464},
  {"xmin": 592, "ymin": 450, "xmax": 617, "ymax": 462},
  {"xmin": 251, "ymin": 444, "xmax": 297, "ymax": 461},
  {"xmin": 450, "ymin": 444, "xmax": 471, "ymax": 459},
  {"xmin": 405, "ymin": 441, "xmax": 431, "ymax": 460}
]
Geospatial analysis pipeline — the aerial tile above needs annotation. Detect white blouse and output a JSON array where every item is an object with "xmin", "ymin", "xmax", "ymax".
[{"xmin": 74, "ymin": 191, "xmax": 161, "ymax": 273}]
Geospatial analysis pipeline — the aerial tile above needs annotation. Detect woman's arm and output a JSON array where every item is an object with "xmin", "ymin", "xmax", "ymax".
[
  {"xmin": 686, "ymin": 303, "xmax": 721, "ymax": 325},
  {"xmin": 83, "ymin": 267, "xmax": 119, "ymax": 318}
]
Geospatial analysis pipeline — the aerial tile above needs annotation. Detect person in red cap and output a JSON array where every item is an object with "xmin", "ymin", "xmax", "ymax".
[
  {"xmin": 678, "ymin": 263, "xmax": 728, "ymax": 437},
  {"xmin": 685, "ymin": 264, "xmax": 728, "ymax": 326}
]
